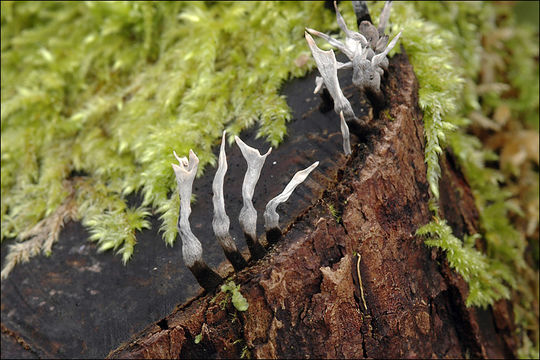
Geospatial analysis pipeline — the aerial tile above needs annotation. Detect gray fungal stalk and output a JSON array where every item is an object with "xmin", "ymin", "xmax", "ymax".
[
  {"xmin": 340, "ymin": 111, "xmax": 352, "ymax": 155},
  {"xmin": 212, "ymin": 132, "xmax": 248, "ymax": 271},
  {"xmin": 306, "ymin": 1, "xmax": 372, "ymax": 64},
  {"xmin": 264, "ymin": 161, "xmax": 319, "ymax": 244},
  {"xmin": 235, "ymin": 136, "xmax": 271, "ymax": 261},
  {"xmin": 350, "ymin": 31, "xmax": 401, "ymax": 98},
  {"xmin": 336, "ymin": 0, "xmax": 393, "ymax": 70},
  {"xmin": 172, "ymin": 149, "xmax": 222, "ymax": 291}
]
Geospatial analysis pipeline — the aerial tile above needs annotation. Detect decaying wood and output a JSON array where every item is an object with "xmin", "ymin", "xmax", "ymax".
[{"xmin": 107, "ymin": 53, "xmax": 517, "ymax": 359}]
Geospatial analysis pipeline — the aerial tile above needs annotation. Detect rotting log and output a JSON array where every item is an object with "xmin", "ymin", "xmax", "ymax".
[{"xmin": 107, "ymin": 52, "xmax": 518, "ymax": 359}]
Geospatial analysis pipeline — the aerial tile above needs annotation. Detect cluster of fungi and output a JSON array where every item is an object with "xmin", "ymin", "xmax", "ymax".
[{"xmin": 172, "ymin": 1, "xmax": 398, "ymax": 291}]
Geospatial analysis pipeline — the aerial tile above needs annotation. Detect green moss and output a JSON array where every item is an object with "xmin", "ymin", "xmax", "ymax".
[
  {"xmin": 327, "ymin": 203, "xmax": 342, "ymax": 224},
  {"xmin": 194, "ymin": 332, "xmax": 203, "ymax": 345},
  {"xmin": 381, "ymin": 109, "xmax": 394, "ymax": 122},
  {"xmin": 417, "ymin": 219, "xmax": 512, "ymax": 307}
]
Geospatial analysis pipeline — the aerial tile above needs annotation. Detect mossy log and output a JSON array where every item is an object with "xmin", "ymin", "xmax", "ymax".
[{"xmin": 108, "ymin": 53, "xmax": 518, "ymax": 359}]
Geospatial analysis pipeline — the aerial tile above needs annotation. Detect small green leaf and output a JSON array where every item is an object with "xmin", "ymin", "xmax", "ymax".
[
  {"xmin": 231, "ymin": 289, "xmax": 249, "ymax": 312},
  {"xmin": 220, "ymin": 281, "xmax": 249, "ymax": 312},
  {"xmin": 194, "ymin": 333, "xmax": 202, "ymax": 344},
  {"xmin": 220, "ymin": 281, "xmax": 235, "ymax": 293},
  {"xmin": 98, "ymin": 241, "xmax": 115, "ymax": 252},
  {"xmin": 121, "ymin": 249, "xmax": 133, "ymax": 265}
]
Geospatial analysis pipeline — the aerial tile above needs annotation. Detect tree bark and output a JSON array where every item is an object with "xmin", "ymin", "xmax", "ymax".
[{"xmin": 107, "ymin": 52, "xmax": 517, "ymax": 359}]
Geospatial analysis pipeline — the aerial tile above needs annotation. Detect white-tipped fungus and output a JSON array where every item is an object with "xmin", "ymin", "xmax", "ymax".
[
  {"xmin": 371, "ymin": 31, "xmax": 401, "ymax": 68},
  {"xmin": 305, "ymin": 27, "xmax": 358, "ymax": 60},
  {"xmin": 377, "ymin": 1, "xmax": 393, "ymax": 36},
  {"xmin": 307, "ymin": 3, "xmax": 372, "ymax": 63},
  {"xmin": 307, "ymin": 1, "xmax": 400, "ymax": 97},
  {"xmin": 172, "ymin": 150, "xmax": 202, "ymax": 268},
  {"xmin": 334, "ymin": 2, "xmax": 370, "ymax": 52},
  {"xmin": 212, "ymin": 132, "xmax": 248, "ymax": 271},
  {"xmin": 305, "ymin": 31, "xmax": 356, "ymax": 121},
  {"xmin": 313, "ymin": 59, "xmax": 353, "ymax": 94},
  {"xmin": 351, "ymin": 31, "xmax": 401, "ymax": 96},
  {"xmin": 172, "ymin": 149, "xmax": 222, "ymax": 291},
  {"xmin": 235, "ymin": 136, "xmax": 271, "ymax": 260},
  {"xmin": 264, "ymin": 161, "xmax": 319, "ymax": 243},
  {"xmin": 314, "ymin": 76, "xmax": 325, "ymax": 94}
]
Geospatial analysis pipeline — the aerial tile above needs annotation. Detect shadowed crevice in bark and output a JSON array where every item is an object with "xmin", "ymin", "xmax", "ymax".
[{"xmin": 107, "ymin": 52, "xmax": 517, "ymax": 359}]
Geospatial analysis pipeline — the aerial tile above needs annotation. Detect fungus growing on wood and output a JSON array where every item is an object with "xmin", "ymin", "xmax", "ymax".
[
  {"xmin": 305, "ymin": 31, "xmax": 356, "ymax": 121},
  {"xmin": 172, "ymin": 150, "xmax": 222, "ymax": 292},
  {"xmin": 212, "ymin": 131, "xmax": 248, "ymax": 271},
  {"xmin": 173, "ymin": 133, "xmax": 321, "ymax": 281},
  {"xmin": 350, "ymin": 31, "xmax": 401, "ymax": 99},
  {"xmin": 313, "ymin": 59, "xmax": 352, "ymax": 95},
  {"xmin": 334, "ymin": 0, "xmax": 394, "ymax": 70},
  {"xmin": 264, "ymin": 161, "xmax": 319, "ymax": 244},
  {"xmin": 235, "ymin": 136, "xmax": 271, "ymax": 261},
  {"xmin": 306, "ymin": 0, "xmax": 401, "ymax": 99}
]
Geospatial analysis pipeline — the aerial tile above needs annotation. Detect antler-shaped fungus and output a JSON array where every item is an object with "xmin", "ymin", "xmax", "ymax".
[
  {"xmin": 351, "ymin": 31, "xmax": 401, "ymax": 98},
  {"xmin": 212, "ymin": 132, "xmax": 248, "ymax": 271},
  {"xmin": 264, "ymin": 161, "xmax": 319, "ymax": 244},
  {"xmin": 307, "ymin": 0, "xmax": 399, "ymax": 90},
  {"xmin": 306, "ymin": 1, "xmax": 372, "ymax": 64},
  {"xmin": 305, "ymin": 31, "xmax": 356, "ymax": 121},
  {"xmin": 336, "ymin": 0, "xmax": 394, "ymax": 70},
  {"xmin": 172, "ymin": 150, "xmax": 222, "ymax": 292},
  {"xmin": 235, "ymin": 136, "xmax": 271, "ymax": 261}
]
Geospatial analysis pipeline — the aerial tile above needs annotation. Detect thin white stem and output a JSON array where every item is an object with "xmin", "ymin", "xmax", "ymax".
[
  {"xmin": 264, "ymin": 162, "xmax": 319, "ymax": 231},
  {"xmin": 212, "ymin": 132, "xmax": 247, "ymax": 270},
  {"xmin": 372, "ymin": 31, "xmax": 401, "ymax": 67},
  {"xmin": 171, "ymin": 150, "xmax": 202, "ymax": 268},
  {"xmin": 378, "ymin": 1, "xmax": 393, "ymax": 36},
  {"xmin": 334, "ymin": 0, "xmax": 369, "ymax": 51},
  {"xmin": 340, "ymin": 111, "xmax": 352, "ymax": 155},
  {"xmin": 212, "ymin": 131, "xmax": 235, "ymax": 251},
  {"xmin": 306, "ymin": 27, "xmax": 354, "ymax": 59},
  {"xmin": 235, "ymin": 136, "xmax": 271, "ymax": 243}
]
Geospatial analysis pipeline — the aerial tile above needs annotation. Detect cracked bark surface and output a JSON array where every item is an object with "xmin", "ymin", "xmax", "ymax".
[{"xmin": 108, "ymin": 53, "xmax": 518, "ymax": 359}]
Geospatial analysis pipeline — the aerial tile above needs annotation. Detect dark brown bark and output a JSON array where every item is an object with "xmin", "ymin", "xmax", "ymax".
[{"xmin": 107, "ymin": 53, "xmax": 517, "ymax": 359}]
